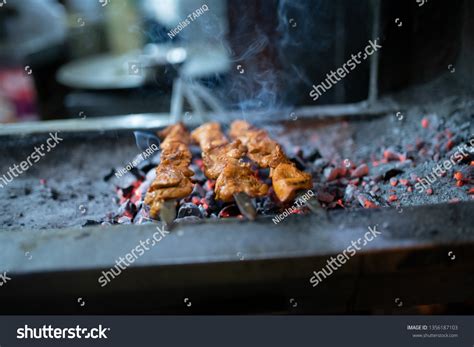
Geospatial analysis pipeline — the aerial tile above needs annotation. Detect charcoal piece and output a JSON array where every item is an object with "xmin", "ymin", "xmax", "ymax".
[
  {"xmin": 137, "ymin": 161, "xmax": 155, "ymax": 174},
  {"xmin": 256, "ymin": 197, "xmax": 279, "ymax": 215},
  {"xmin": 130, "ymin": 167, "xmax": 145, "ymax": 180},
  {"xmin": 344, "ymin": 185, "xmax": 357, "ymax": 201},
  {"xmin": 189, "ymin": 164, "xmax": 205, "ymax": 181},
  {"xmin": 405, "ymin": 150, "xmax": 418, "ymax": 161},
  {"xmin": 204, "ymin": 190, "xmax": 213, "ymax": 199},
  {"xmin": 312, "ymin": 159, "xmax": 328, "ymax": 175},
  {"xmin": 240, "ymin": 156, "xmax": 253, "ymax": 164},
  {"xmin": 50, "ymin": 189, "xmax": 59, "ymax": 200},
  {"xmin": 190, "ymin": 145, "xmax": 202, "ymax": 156},
  {"xmin": 117, "ymin": 199, "xmax": 138, "ymax": 217},
  {"xmin": 459, "ymin": 165, "xmax": 474, "ymax": 183},
  {"xmin": 324, "ymin": 167, "xmax": 346, "ymax": 181},
  {"xmin": 207, "ymin": 189, "xmax": 220, "ymax": 199},
  {"xmin": 458, "ymin": 151, "xmax": 474, "ymax": 165},
  {"xmin": 370, "ymin": 185, "xmax": 381, "ymax": 195},
  {"xmin": 178, "ymin": 203, "xmax": 203, "ymax": 218},
  {"xmin": 351, "ymin": 163, "xmax": 369, "ymax": 178},
  {"xmin": 290, "ymin": 156, "xmax": 307, "ymax": 171},
  {"xmin": 316, "ymin": 191, "xmax": 334, "ymax": 203},
  {"xmin": 450, "ymin": 134, "xmax": 463, "ymax": 147},
  {"xmin": 415, "ymin": 140, "xmax": 425, "ymax": 150},
  {"xmin": 313, "ymin": 158, "xmax": 329, "ymax": 168},
  {"xmin": 258, "ymin": 167, "xmax": 271, "ymax": 179},
  {"xmin": 198, "ymin": 205, "xmax": 208, "ymax": 217},
  {"xmin": 119, "ymin": 185, "xmax": 136, "ymax": 199},
  {"xmin": 191, "ymin": 184, "xmax": 206, "ymax": 197},
  {"xmin": 103, "ymin": 168, "xmax": 116, "ymax": 181},
  {"xmin": 204, "ymin": 191, "xmax": 221, "ymax": 213},
  {"xmin": 82, "ymin": 220, "xmax": 101, "ymax": 227},
  {"xmin": 115, "ymin": 173, "xmax": 140, "ymax": 190},
  {"xmin": 133, "ymin": 205, "xmax": 152, "ymax": 224},
  {"xmin": 339, "ymin": 178, "xmax": 349, "ymax": 185},
  {"xmin": 382, "ymin": 169, "xmax": 404, "ymax": 181},
  {"xmin": 304, "ymin": 148, "xmax": 322, "ymax": 162},
  {"xmin": 218, "ymin": 204, "xmax": 241, "ymax": 218}
]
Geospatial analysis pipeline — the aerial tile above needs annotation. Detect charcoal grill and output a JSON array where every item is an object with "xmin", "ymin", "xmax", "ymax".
[{"xmin": 0, "ymin": 101, "xmax": 473, "ymax": 314}]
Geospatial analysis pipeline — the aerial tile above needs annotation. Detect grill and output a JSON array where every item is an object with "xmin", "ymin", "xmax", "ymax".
[
  {"xmin": 1, "ymin": 99, "xmax": 474, "ymax": 313},
  {"xmin": 1, "ymin": 0, "xmax": 474, "ymax": 314}
]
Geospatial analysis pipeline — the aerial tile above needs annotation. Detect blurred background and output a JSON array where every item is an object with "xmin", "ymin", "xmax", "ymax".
[{"xmin": 0, "ymin": 0, "xmax": 470, "ymax": 123}]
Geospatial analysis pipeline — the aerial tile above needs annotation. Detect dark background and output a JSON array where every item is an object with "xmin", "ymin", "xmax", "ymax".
[{"xmin": 0, "ymin": 0, "xmax": 468, "ymax": 120}]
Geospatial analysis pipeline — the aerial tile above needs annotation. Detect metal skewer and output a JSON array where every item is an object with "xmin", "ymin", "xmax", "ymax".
[
  {"xmin": 159, "ymin": 200, "xmax": 177, "ymax": 227},
  {"xmin": 233, "ymin": 192, "xmax": 257, "ymax": 221},
  {"xmin": 295, "ymin": 190, "xmax": 329, "ymax": 220}
]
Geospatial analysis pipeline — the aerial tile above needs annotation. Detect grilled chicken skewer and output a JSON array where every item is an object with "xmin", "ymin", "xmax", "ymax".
[
  {"xmin": 229, "ymin": 121, "xmax": 324, "ymax": 216},
  {"xmin": 191, "ymin": 122, "xmax": 268, "ymax": 220},
  {"xmin": 144, "ymin": 123, "xmax": 194, "ymax": 224}
]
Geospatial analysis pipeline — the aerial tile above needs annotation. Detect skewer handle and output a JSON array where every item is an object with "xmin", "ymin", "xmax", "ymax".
[{"xmin": 233, "ymin": 192, "xmax": 257, "ymax": 221}]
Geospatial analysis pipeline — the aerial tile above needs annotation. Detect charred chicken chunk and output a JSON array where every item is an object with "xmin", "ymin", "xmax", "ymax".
[
  {"xmin": 215, "ymin": 161, "xmax": 269, "ymax": 202},
  {"xmin": 160, "ymin": 149, "xmax": 192, "ymax": 166},
  {"xmin": 272, "ymin": 162, "xmax": 313, "ymax": 202},
  {"xmin": 146, "ymin": 175, "xmax": 193, "ymax": 200},
  {"xmin": 149, "ymin": 165, "xmax": 192, "ymax": 188},
  {"xmin": 191, "ymin": 122, "xmax": 228, "ymax": 150},
  {"xmin": 144, "ymin": 178, "xmax": 193, "ymax": 218},
  {"xmin": 192, "ymin": 121, "xmax": 269, "ymax": 203},
  {"xmin": 248, "ymin": 142, "xmax": 290, "ymax": 169},
  {"xmin": 230, "ymin": 120, "xmax": 313, "ymax": 202},
  {"xmin": 202, "ymin": 140, "xmax": 246, "ymax": 179},
  {"xmin": 144, "ymin": 123, "xmax": 194, "ymax": 218},
  {"xmin": 159, "ymin": 122, "xmax": 191, "ymax": 144},
  {"xmin": 228, "ymin": 120, "xmax": 253, "ymax": 144},
  {"xmin": 230, "ymin": 121, "xmax": 287, "ymax": 168},
  {"xmin": 160, "ymin": 141, "xmax": 192, "ymax": 157}
]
